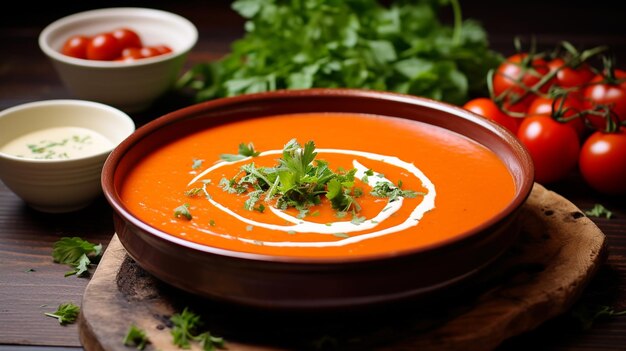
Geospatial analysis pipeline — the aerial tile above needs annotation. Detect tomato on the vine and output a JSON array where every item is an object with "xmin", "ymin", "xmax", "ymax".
[
  {"xmin": 583, "ymin": 69, "xmax": 626, "ymax": 130},
  {"xmin": 492, "ymin": 53, "xmax": 553, "ymax": 114},
  {"xmin": 86, "ymin": 33, "xmax": 122, "ymax": 61},
  {"xmin": 517, "ymin": 115, "xmax": 580, "ymax": 184},
  {"xmin": 579, "ymin": 127, "xmax": 626, "ymax": 194},
  {"xmin": 61, "ymin": 35, "xmax": 91, "ymax": 59},
  {"xmin": 527, "ymin": 95, "xmax": 586, "ymax": 137},
  {"xmin": 547, "ymin": 58, "xmax": 595, "ymax": 88},
  {"xmin": 463, "ymin": 97, "xmax": 520, "ymax": 134}
]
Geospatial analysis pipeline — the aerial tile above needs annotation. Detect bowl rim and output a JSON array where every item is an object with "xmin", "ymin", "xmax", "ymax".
[
  {"xmin": 38, "ymin": 7, "xmax": 198, "ymax": 68},
  {"xmin": 0, "ymin": 99, "xmax": 136, "ymax": 163},
  {"xmin": 102, "ymin": 88, "xmax": 534, "ymax": 265}
]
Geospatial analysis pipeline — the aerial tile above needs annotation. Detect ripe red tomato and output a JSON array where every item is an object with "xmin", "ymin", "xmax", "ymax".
[
  {"xmin": 527, "ymin": 95, "xmax": 586, "ymax": 137},
  {"xmin": 547, "ymin": 58, "xmax": 595, "ymax": 88},
  {"xmin": 463, "ymin": 97, "xmax": 520, "ymax": 134},
  {"xmin": 61, "ymin": 35, "xmax": 91, "ymax": 59},
  {"xmin": 493, "ymin": 53, "xmax": 552, "ymax": 113},
  {"xmin": 152, "ymin": 45, "xmax": 173, "ymax": 55},
  {"xmin": 517, "ymin": 115, "xmax": 580, "ymax": 184},
  {"xmin": 139, "ymin": 46, "xmax": 161, "ymax": 58},
  {"xmin": 583, "ymin": 69, "xmax": 626, "ymax": 130},
  {"xmin": 86, "ymin": 33, "xmax": 122, "ymax": 61},
  {"xmin": 579, "ymin": 128, "xmax": 626, "ymax": 194},
  {"xmin": 112, "ymin": 28, "xmax": 142, "ymax": 49}
]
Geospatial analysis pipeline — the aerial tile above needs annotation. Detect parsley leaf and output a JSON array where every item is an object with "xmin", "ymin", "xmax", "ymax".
[
  {"xmin": 170, "ymin": 308, "xmax": 226, "ymax": 351},
  {"xmin": 370, "ymin": 181, "xmax": 422, "ymax": 202},
  {"xmin": 569, "ymin": 303, "xmax": 626, "ymax": 330},
  {"xmin": 44, "ymin": 302, "xmax": 80, "ymax": 325},
  {"xmin": 52, "ymin": 237, "xmax": 102, "ymax": 277},
  {"xmin": 220, "ymin": 142, "xmax": 261, "ymax": 161},
  {"xmin": 123, "ymin": 324, "xmax": 150, "ymax": 350},
  {"xmin": 177, "ymin": 0, "xmax": 501, "ymax": 105},
  {"xmin": 174, "ymin": 203, "xmax": 192, "ymax": 220},
  {"xmin": 585, "ymin": 204, "xmax": 613, "ymax": 219}
]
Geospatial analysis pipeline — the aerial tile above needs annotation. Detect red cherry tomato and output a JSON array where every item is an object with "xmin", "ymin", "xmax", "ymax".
[
  {"xmin": 112, "ymin": 28, "xmax": 142, "ymax": 49},
  {"xmin": 152, "ymin": 45, "xmax": 173, "ymax": 55},
  {"xmin": 579, "ymin": 128, "xmax": 626, "ymax": 194},
  {"xmin": 583, "ymin": 69, "xmax": 626, "ymax": 130},
  {"xmin": 139, "ymin": 46, "xmax": 161, "ymax": 58},
  {"xmin": 493, "ymin": 53, "xmax": 552, "ymax": 114},
  {"xmin": 61, "ymin": 35, "xmax": 91, "ymax": 59},
  {"xmin": 547, "ymin": 58, "xmax": 595, "ymax": 88},
  {"xmin": 517, "ymin": 115, "xmax": 580, "ymax": 184},
  {"xmin": 463, "ymin": 97, "xmax": 520, "ymax": 134},
  {"xmin": 527, "ymin": 95, "xmax": 586, "ymax": 137},
  {"xmin": 86, "ymin": 33, "xmax": 122, "ymax": 61}
]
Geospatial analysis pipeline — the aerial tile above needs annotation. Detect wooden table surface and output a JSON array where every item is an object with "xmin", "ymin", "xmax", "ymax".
[{"xmin": 1, "ymin": 1, "xmax": 625, "ymax": 350}]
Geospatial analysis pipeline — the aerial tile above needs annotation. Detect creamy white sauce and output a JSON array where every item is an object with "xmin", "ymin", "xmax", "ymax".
[
  {"xmin": 0, "ymin": 126, "xmax": 113, "ymax": 160},
  {"xmin": 188, "ymin": 149, "xmax": 436, "ymax": 247}
]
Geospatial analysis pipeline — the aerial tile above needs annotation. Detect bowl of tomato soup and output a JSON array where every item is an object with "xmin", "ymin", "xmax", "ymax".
[{"xmin": 102, "ymin": 88, "xmax": 533, "ymax": 309}]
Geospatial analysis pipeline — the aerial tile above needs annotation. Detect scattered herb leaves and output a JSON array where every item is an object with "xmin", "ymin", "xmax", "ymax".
[
  {"xmin": 123, "ymin": 324, "xmax": 150, "ymax": 350},
  {"xmin": 192, "ymin": 158, "xmax": 204, "ymax": 170},
  {"xmin": 569, "ymin": 303, "xmax": 626, "ymax": 330},
  {"xmin": 585, "ymin": 204, "xmax": 613, "ymax": 219},
  {"xmin": 170, "ymin": 307, "xmax": 226, "ymax": 351},
  {"xmin": 52, "ymin": 237, "xmax": 102, "ymax": 277},
  {"xmin": 44, "ymin": 302, "xmax": 80, "ymax": 325}
]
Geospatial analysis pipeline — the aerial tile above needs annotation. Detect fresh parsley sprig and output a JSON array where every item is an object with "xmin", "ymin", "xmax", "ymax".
[
  {"xmin": 124, "ymin": 324, "xmax": 151, "ymax": 350},
  {"xmin": 585, "ymin": 203, "xmax": 613, "ymax": 219},
  {"xmin": 220, "ymin": 142, "xmax": 261, "ymax": 162},
  {"xmin": 52, "ymin": 237, "xmax": 102, "ymax": 277},
  {"xmin": 215, "ymin": 139, "xmax": 422, "ymax": 217},
  {"xmin": 170, "ymin": 308, "xmax": 225, "ymax": 351},
  {"xmin": 44, "ymin": 302, "xmax": 80, "ymax": 325}
]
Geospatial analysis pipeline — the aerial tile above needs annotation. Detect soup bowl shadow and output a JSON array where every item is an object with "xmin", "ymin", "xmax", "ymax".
[{"xmin": 102, "ymin": 88, "xmax": 534, "ymax": 310}]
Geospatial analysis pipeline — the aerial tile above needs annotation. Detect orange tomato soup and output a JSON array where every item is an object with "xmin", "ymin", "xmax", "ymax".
[{"xmin": 121, "ymin": 112, "xmax": 516, "ymax": 258}]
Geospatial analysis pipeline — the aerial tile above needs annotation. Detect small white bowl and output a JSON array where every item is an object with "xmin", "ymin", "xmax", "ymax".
[
  {"xmin": 0, "ymin": 100, "xmax": 135, "ymax": 213},
  {"xmin": 38, "ymin": 7, "xmax": 198, "ymax": 113}
]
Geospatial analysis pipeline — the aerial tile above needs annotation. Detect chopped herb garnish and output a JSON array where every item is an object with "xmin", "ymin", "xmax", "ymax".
[
  {"xmin": 44, "ymin": 302, "xmax": 80, "ymax": 325},
  {"xmin": 287, "ymin": 230, "xmax": 296, "ymax": 235},
  {"xmin": 52, "ymin": 237, "xmax": 102, "ymax": 277},
  {"xmin": 351, "ymin": 215, "xmax": 366, "ymax": 225},
  {"xmin": 185, "ymin": 188, "xmax": 203, "ymax": 197},
  {"xmin": 585, "ymin": 204, "xmax": 613, "ymax": 219},
  {"xmin": 333, "ymin": 232, "xmax": 349, "ymax": 238},
  {"xmin": 170, "ymin": 307, "xmax": 226, "ymax": 351},
  {"xmin": 123, "ymin": 324, "xmax": 150, "ymax": 350},
  {"xmin": 246, "ymin": 225, "xmax": 254, "ymax": 231},
  {"xmin": 192, "ymin": 158, "xmax": 204, "ymax": 170},
  {"xmin": 220, "ymin": 142, "xmax": 261, "ymax": 161},
  {"xmin": 209, "ymin": 219, "xmax": 216, "ymax": 227},
  {"xmin": 371, "ymin": 181, "xmax": 421, "ymax": 202},
  {"xmin": 174, "ymin": 203, "xmax": 192, "ymax": 220}
]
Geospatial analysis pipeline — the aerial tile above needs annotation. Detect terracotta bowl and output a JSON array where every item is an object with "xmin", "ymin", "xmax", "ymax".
[{"xmin": 102, "ymin": 89, "xmax": 534, "ymax": 310}]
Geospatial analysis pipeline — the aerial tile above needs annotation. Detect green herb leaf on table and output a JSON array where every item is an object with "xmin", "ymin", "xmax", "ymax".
[
  {"xmin": 569, "ymin": 303, "xmax": 626, "ymax": 330},
  {"xmin": 585, "ymin": 203, "xmax": 613, "ymax": 219},
  {"xmin": 177, "ymin": 0, "xmax": 502, "ymax": 105},
  {"xmin": 123, "ymin": 324, "xmax": 151, "ymax": 350},
  {"xmin": 44, "ymin": 302, "xmax": 80, "ymax": 325},
  {"xmin": 170, "ymin": 307, "xmax": 226, "ymax": 351},
  {"xmin": 52, "ymin": 237, "xmax": 102, "ymax": 277}
]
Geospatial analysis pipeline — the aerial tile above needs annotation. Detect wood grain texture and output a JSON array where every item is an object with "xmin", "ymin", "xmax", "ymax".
[{"xmin": 78, "ymin": 184, "xmax": 605, "ymax": 351}]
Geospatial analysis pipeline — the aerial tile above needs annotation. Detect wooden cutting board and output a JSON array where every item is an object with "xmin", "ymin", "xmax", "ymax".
[{"xmin": 78, "ymin": 183, "xmax": 607, "ymax": 351}]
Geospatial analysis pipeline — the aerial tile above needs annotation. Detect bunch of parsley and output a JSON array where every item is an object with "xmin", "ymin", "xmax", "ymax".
[{"xmin": 177, "ymin": 0, "xmax": 502, "ymax": 105}]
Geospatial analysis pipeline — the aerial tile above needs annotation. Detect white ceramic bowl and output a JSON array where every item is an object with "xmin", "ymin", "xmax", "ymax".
[
  {"xmin": 0, "ymin": 100, "xmax": 135, "ymax": 213},
  {"xmin": 38, "ymin": 7, "xmax": 198, "ymax": 113}
]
